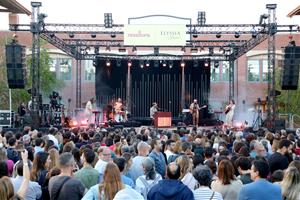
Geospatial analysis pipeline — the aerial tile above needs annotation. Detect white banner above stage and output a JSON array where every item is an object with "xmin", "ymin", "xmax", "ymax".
[{"xmin": 124, "ymin": 24, "xmax": 186, "ymax": 46}]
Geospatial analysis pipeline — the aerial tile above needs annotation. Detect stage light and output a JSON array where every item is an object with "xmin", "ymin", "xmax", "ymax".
[
  {"xmin": 69, "ymin": 32, "xmax": 75, "ymax": 38},
  {"xmin": 111, "ymin": 32, "xmax": 116, "ymax": 38},
  {"xmin": 214, "ymin": 61, "xmax": 219, "ymax": 68},
  {"xmin": 197, "ymin": 11, "xmax": 206, "ymax": 26},
  {"xmin": 81, "ymin": 120, "xmax": 88, "ymax": 126},
  {"xmin": 216, "ymin": 32, "xmax": 221, "ymax": 38},
  {"xmin": 204, "ymin": 58, "xmax": 210, "ymax": 67},
  {"xmin": 91, "ymin": 34, "xmax": 96, "ymax": 38},
  {"xmin": 145, "ymin": 60, "xmax": 150, "ymax": 67},
  {"xmin": 180, "ymin": 61, "xmax": 185, "ymax": 67},
  {"xmin": 234, "ymin": 32, "xmax": 240, "ymax": 38},
  {"xmin": 162, "ymin": 60, "xmax": 167, "ymax": 67},
  {"xmin": 192, "ymin": 26, "xmax": 198, "ymax": 38},
  {"xmin": 104, "ymin": 13, "xmax": 113, "ymax": 28},
  {"xmin": 106, "ymin": 60, "xmax": 111, "ymax": 67},
  {"xmin": 127, "ymin": 60, "xmax": 132, "ymax": 67},
  {"xmin": 139, "ymin": 60, "xmax": 144, "ymax": 68},
  {"xmin": 169, "ymin": 60, "xmax": 173, "ymax": 68}
]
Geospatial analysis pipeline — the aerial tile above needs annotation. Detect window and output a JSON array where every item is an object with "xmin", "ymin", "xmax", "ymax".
[
  {"xmin": 49, "ymin": 58, "xmax": 57, "ymax": 72},
  {"xmin": 262, "ymin": 60, "xmax": 268, "ymax": 82},
  {"xmin": 59, "ymin": 58, "xmax": 72, "ymax": 80},
  {"xmin": 247, "ymin": 60, "xmax": 260, "ymax": 82},
  {"xmin": 211, "ymin": 66, "xmax": 220, "ymax": 82},
  {"xmin": 222, "ymin": 61, "xmax": 229, "ymax": 81},
  {"xmin": 84, "ymin": 60, "xmax": 95, "ymax": 81}
]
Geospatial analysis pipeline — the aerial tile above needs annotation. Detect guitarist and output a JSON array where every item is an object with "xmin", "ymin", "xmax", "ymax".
[
  {"xmin": 189, "ymin": 99, "xmax": 206, "ymax": 127},
  {"xmin": 225, "ymin": 99, "xmax": 235, "ymax": 128}
]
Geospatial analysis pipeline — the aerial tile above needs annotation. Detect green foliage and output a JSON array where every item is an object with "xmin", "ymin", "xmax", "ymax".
[
  {"xmin": 0, "ymin": 38, "xmax": 64, "ymax": 110},
  {"xmin": 275, "ymin": 68, "xmax": 300, "ymax": 115}
]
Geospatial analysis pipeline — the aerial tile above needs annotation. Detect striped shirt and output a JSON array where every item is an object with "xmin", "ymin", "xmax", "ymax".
[{"xmin": 193, "ymin": 187, "xmax": 223, "ymax": 200}]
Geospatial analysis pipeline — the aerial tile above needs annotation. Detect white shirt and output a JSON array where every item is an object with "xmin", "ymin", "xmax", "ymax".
[
  {"xmin": 194, "ymin": 187, "xmax": 223, "ymax": 200},
  {"xmin": 165, "ymin": 150, "xmax": 175, "ymax": 160},
  {"xmin": 94, "ymin": 158, "xmax": 108, "ymax": 174},
  {"xmin": 181, "ymin": 172, "xmax": 198, "ymax": 190}
]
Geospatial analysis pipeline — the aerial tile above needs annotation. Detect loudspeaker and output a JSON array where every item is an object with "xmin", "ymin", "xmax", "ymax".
[
  {"xmin": 275, "ymin": 119, "xmax": 285, "ymax": 130},
  {"xmin": 5, "ymin": 43, "xmax": 26, "ymax": 89},
  {"xmin": 281, "ymin": 46, "xmax": 300, "ymax": 90}
]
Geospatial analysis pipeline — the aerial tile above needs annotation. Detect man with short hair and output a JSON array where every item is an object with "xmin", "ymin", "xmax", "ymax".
[
  {"xmin": 94, "ymin": 146, "xmax": 111, "ymax": 182},
  {"xmin": 147, "ymin": 162, "xmax": 194, "ymax": 200},
  {"xmin": 74, "ymin": 148, "xmax": 99, "ymax": 189},
  {"xmin": 268, "ymin": 139, "xmax": 293, "ymax": 173},
  {"xmin": 11, "ymin": 161, "xmax": 42, "ymax": 200},
  {"xmin": 149, "ymin": 139, "xmax": 166, "ymax": 178},
  {"xmin": 235, "ymin": 156, "xmax": 253, "ymax": 184},
  {"xmin": 237, "ymin": 159, "xmax": 281, "ymax": 200},
  {"xmin": 49, "ymin": 152, "xmax": 85, "ymax": 200},
  {"xmin": 128, "ymin": 141, "xmax": 150, "ymax": 181}
]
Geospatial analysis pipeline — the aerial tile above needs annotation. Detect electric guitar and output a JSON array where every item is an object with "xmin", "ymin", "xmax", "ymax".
[
  {"xmin": 224, "ymin": 105, "xmax": 231, "ymax": 114},
  {"xmin": 190, "ymin": 105, "xmax": 207, "ymax": 114}
]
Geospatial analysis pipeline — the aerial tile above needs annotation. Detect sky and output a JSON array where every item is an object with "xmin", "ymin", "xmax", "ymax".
[{"xmin": 0, "ymin": 0, "xmax": 300, "ymax": 30}]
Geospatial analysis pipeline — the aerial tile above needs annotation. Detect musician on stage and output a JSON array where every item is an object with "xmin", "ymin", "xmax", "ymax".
[
  {"xmin": 225, "ymin": 99, "xmax": 235, "ymax": 128},
  {"xmin": 150, "ymin": 102, "xmax": 158, "ymax": 119},
  {"xmin": 190, "ymin": 99, "xmax": 201, "ymax": 127},
  {"xmin": 18, "ymin": 102, "xmax": 26, "ymax": 117},
  {"xmin": 85, "ymin": 97, "xmax": 95, "ymax": 124},
  {"xmin": 114, "ymin": 98, "xmax": 125, "ymax": 122}
]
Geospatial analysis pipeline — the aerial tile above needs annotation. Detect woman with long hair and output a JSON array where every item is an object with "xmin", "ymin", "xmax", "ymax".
[
  {"xmin": 176, "ymin": 155, "xmax": 198, "ymax": 190},
  {"xmin": 211, "ymin": 159, "xmax": 242, "ymax": 200},
  {"xmin": 31, "ymin": 151, "xmax": 51, "ymax": 200},
  {"xmin": 48, "ymin": 148, "xmax": 59, "ymax": 171},
  {"xmin": 281, "ymin": 167, "xmax": 300, "ymax": 200},
  {"xmin": 0, "ymin": 148, "xmax": 14, "ymax": 176},
  {"xmin": 82, "ymin": 162, "xmax": 125, "ymax": 200},
  {"xmin": 135, "ymin": 157, "xmax": 162, "ymax": 199}
]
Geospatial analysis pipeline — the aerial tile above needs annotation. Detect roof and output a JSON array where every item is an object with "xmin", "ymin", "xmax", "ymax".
[
  {"xmin": 0, "ymin": 0, "xmax": 31, "ymax": 15},
  {"xmin": 287, "ymin": 5, "xmax": 300, "ymax": 17}
]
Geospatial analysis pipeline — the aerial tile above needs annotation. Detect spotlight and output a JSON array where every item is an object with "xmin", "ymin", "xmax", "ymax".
[
  {"xmin": 216, "ymin": 32, "xmax": 221, "ymax": 38},
  {"xmin": 192, "ymin": 27, "xmax": 198, "ymax": 38},
  {"xmin": 234, "ymin": 32, "xmax": 240, "ymax": 38},
  {"xmin": 69, "ymin": 32, "xmax": 75, "ymax": 38},
  {"xmin": 104, "ymin": 13, "xmax": 113, "ymax": 28},
  {"xmin": 169, "ymin": 60, "xmax": 173, "ymax": 68},
  {"xmin": 180, "ymin": 61, "xmax": 185, "ymax": 67},
  {"xmin": 162, "ymin": 60, "xmax": 167, "ymax": 67},
  {"xmin": 204, "ymin": 58, "xmax": 211, "ymax": 67},
  {"xmin": 214, "ymin": 61, "xmax": 219, "ymax": 68},
  {"xmin": 145, "ymin": 60, "xmax": 150, "ymax": 67},
  {"xmin": 139, "ymin": 60, "xmax": 144, "ymax": 68},
  {"xmin": 91, "ymin": 34, "xmax": 96, "ymax": 38},
  {"xmin": 106, "ymin": 60, "xmax": 111, "ymax": 67},
  {"xmin": 127, "ymin": 60, "xmax": 132, "ymax": 67}
]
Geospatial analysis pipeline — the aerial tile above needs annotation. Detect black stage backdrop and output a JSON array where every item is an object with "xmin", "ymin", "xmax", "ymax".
[{"xmin": 95, "ymin": 59, "xmax": 210, "ymax": 117}]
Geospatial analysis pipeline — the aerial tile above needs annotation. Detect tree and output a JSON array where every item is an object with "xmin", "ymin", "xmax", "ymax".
[{"xmin": 0, "ymin": 37, "xmax": 63, "ymax": 111}]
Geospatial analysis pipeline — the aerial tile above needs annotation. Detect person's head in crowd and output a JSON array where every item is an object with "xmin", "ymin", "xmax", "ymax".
[
  {"xmin": 81, "ymin": 148, "xmax": 95, "ymax": 166},
  {"xmin": 97, "ymin": 146, "xmax": 111, "ymax": 162},
  {"xmin": 217, "ymin": 159, "xmax": 236, "ymax": 185},
  {"xmin": 181, "ymin": 142, "xmax": 192, "ymax": 155},
  {"xmin": 219, "ymin": 149, "xmax": 230, "ymax": 158},
  {"xmin": 192, "ymin": 155, "xmax": 204, "ymax": 168},
  {"xmin": 233, "ymin": 142, "xmax": 246, "ymax": 154},
  {"xmin": 80, "ymin": 132, "xmax": 89, "ymax": 142},
  {"xmin": 277, "ymin": 139, "xmax": 293, "ymax": 155},
  {"xmin": 62, "ymin": 141, "xmax": 75, "ymax": 153},
  {"xmin": 0, "ymin": 161, "xmax": 8, "ymax": 178},
  {"xmin": 171, "ymin": 133, "xmax": 180, "ymax": 142},
  {"xmin": 48, "ymin": 148, "xmax": 59, "ymax": 170},
  {"xmin": 22, "ymin": 134, "xmax": 31, "ymax": 146},
  {"xmin": 35, "ymin": 138, "xmax": 44, "ymax": 148},
  {"xmin": 260, "ymin": 139, "xmax": 270, "ymax": 153},
  {"xmin": 142, "ymin": 157, "xmax": 157, "ymax": 180},
  {"xmin": 99, "ymin": 162, "xmax": 124, "ymax": 200},
  {"xmin": 44, "ymin": 140, "xmax": 55, "ymax": 152},
  {"xmin": 176, "ymin": 155, "xmax": 193, "ymax": 180},
  {"xmin": 122, "ymin": 152, "xmax": 132, "ymax": 173},
  {"xmin": 281, "ymin": 167, "xmax": 300, "ymax": 200},
  {"xmin": 137, "ymin": 141, "xmax": 150, "ymax": 156},
  {"xmin": 0, "ymin": 176, "xmax": 14, "ymax": 200},
  {"xmin": 250, "ymin": 141, "xmax": 266, "ymax": 158},
  {"xmin": 245, "ymin": 133, "xmax": 256, "ymax": 144},
  {"xmin": 8, "ymin": 138, "xmax": 16, "ymax": 148},
  {"xmin": 287, "ymin": 133, "xmax": 295, "ymax": 143},
  {"xmin": 0, "ymin": 148, "xmax": 8, "ymax": 161},
  {"xmin": 235, "ymin": 156, "xmax": 251, "ymax": 175},
  {"xmin": 205, "ymin": 159, "xmax": 217, "ymax": 176},
  {"xmin": 289, "ymin": 160, "xmax": 300, "ymax": 173},
  {"xmin": 271, "ymin": 169, "xmax": 284, "ymax": 183},
  {"xmin": 72, "ymin": 147, "xmax": 81, "ymax": 168},
  {"xmin": 58, "ymin": 152, "xmax": 75, "ymax": 175},
  {"xmin": 47, "ymin": 167, "xmax": 61, "ymax": 180},
  {"xmin": 272, "ymin": 139, "xmax": 280, "ymax": 153},
  {"xmin": 31, "ymin": 151, "xmax": 51, "ymax": 181},
  {"xmin": 113, "ymin": 157, "xmax": 127, "ymax": 174},
  {"xmin": 238, "ymin": 146, "xmax": 250, "ymax": 157},
  {"xmin": 25, "ymin": 146, "xmax": 34, "ymax": 162},
  {"xmin": 192, "ymin": 164, "xmax": 212, "ymax": 187},
  {"xmin": 166, "ymin": 162, "xmax": 181, "ymax": 180},
  {"xmin": 250, "ymin": 159, "xmax": 270, "ymax": 181},
  {"xmin": 165, "ymin": 139, "xmax": 175, "ymax": 153},
  {"xmin": 4, "ymin": 131, "xmax": 13, "ymax": 143},
  {"xmin": 16, "ymin": 160, "xmax": 32, "ymax": 176},
  {"xmin": 150, "ymin": 138, "xmax": 162, "ymax": 153},
  {"xmin": 204, "ymin": 147, "xmax": 214, "ymax": 160}
]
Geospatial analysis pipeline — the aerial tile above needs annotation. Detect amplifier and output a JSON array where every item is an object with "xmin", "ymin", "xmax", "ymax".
[{"xmin": 0, "ymin": 110, "xmax": 11, "ymax": 126}]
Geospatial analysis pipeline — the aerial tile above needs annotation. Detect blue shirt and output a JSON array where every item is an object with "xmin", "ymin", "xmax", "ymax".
[
  {"xmin": 238, "ymin": 179, "xmax": 281, "ymax": 200},
  {"xmin": 11, "ymin": 176, "xmax": 42, "ymax": 200},
  {"xmin": 149, "ymin": 151, "xmax": 166, "ymax": 178},
  {"xmin": 121, "ymin": 175, "xmax": 135, "ymax": 188}
]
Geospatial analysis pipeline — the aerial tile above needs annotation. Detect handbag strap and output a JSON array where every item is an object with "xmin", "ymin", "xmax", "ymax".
[
  {"xmin": 209, "ymin": 191, "xmax": 215, "ymax": 200},
  {"xmin": 52, "ymin": 176, "xmax": 71, "ymax": 200}
]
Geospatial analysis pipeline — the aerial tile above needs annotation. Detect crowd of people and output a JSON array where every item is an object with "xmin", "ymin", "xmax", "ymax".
[{"xmin": 0, "ymin": 124, "xmax": 300, "ymax": 200}]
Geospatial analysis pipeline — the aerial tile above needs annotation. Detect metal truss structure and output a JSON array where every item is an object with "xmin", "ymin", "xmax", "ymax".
[{"xmin": 9, "ymin": 3, "xmax": 299, "ymax": 128}]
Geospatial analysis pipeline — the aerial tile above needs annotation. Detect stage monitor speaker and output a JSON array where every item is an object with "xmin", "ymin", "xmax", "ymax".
[
  {"xmin": 281, "ymin": 46, "xmax": 300, "ymax": 90},
  {"xmin": 5, "ymin": 43, "xmax": 26, "ymax": 89},
  {"xmin": 275, "ymin": 119, "xmax": 285, "ymax": 130}
]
